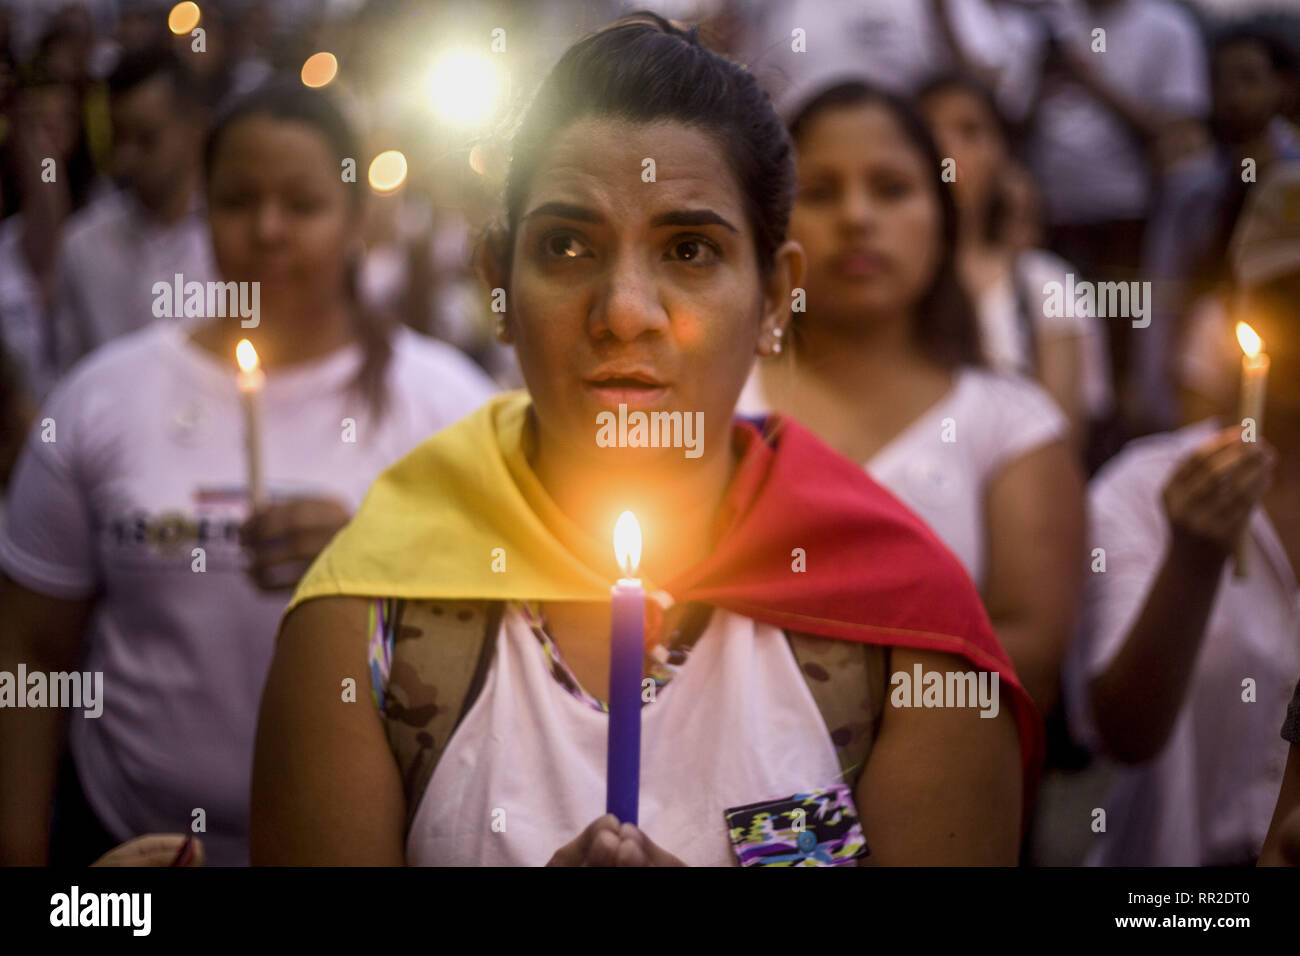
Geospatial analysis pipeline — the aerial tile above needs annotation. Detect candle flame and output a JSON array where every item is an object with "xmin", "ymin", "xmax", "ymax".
[
  {"xmin": 1236, "ymin": 321, "xmax": 1263, "ymax": 359},
  {"xmin": 613, "ymin": 511, "xmax": 641, "ymax": 578},
  {"xmin": 236, "ymin": 339, "xmax": 259, "ymax": 373}
]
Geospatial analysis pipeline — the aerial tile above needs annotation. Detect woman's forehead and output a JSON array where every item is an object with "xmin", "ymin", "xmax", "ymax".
[
  {"xmin": 522, "ymin": 117, "xmax": 746, "ymax": 227},
  {"xmin": 796, "ymin": 106, "xmax": 923, "ymax": 170},
  {"xmin": 211, "ymin": 118, "xmax": 339, "ymax": 182}
]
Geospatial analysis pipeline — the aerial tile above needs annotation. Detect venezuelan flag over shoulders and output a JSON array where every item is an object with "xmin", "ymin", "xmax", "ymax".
[{"xmin": 287, "ymin": 390, "xmax": 1043, "ymax": 787}]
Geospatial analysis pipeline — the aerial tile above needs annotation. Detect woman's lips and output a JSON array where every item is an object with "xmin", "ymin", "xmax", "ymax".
[
  {"xmin": 584, "ymin": 380, "xmax": 670, "ymax": 409},
  {"xmin": 832, "ymin": 251, "xmax": 887, "ymax": 278}
]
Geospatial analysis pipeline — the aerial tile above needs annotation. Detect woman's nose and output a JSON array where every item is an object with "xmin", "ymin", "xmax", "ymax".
[
  {"xmin": 589, "ymin": 257, "xmax": 670, "ymax": 342},
  {"xmin": 840, "ymin": 184, "xmax": 875, "ymax": 231},
  {"xmin": 253, "ymin": 201, "xmax": 288, "ymax": 244}
]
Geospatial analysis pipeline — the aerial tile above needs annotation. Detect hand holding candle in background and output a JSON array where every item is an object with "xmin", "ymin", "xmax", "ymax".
[
  {"xmin": 234, "ymin": 339, "xmax": 352, "ymax": 591},
  {"xmin": 1234, "ymin": 321, "xmax": 1270, "ymax": 577},
  {"xmin": 236, "ymin": 339, "xmax": 267, "ymax": 512}
]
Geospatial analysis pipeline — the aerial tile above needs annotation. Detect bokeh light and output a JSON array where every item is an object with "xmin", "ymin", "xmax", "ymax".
[
  {"xmin": 168, "ymin": 2, "xmax": 201, "ymax": 35},
  {"xmin": 301, "ymin": 52, "xmax": 339, "ymax": 89},
  {"xmin": 368, "ymin": 150, "xmax": 408, "ymax": 193},
  {"xmin": 425, "ymin": 51, "xmax": 504, "ymax": 128}
]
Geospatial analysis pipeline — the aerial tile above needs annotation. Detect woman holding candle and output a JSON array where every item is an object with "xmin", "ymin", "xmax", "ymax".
[
  {"xmin": 252, "ymin": 14, "xmax": 1042, "ymax": 867},
  {"xmin": 0, "ymin": 82, "xmax": 495, "ymax": 865},
  {"xmin": 1064, "ymin": 163, "xmax": 1300, "ymax": 866}
]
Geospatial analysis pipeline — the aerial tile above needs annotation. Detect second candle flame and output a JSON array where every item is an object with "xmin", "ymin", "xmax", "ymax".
[
  {"xmin": 614, "ymin": 511, "xmax": 641, "ymax": 579},
  {"xmin": 236, "ymin": 338, "xmax": 260, "ymax": 373},
  {"xmin": 1236, "ymin": 321, "xmax": 1263, "ymax": 359}
]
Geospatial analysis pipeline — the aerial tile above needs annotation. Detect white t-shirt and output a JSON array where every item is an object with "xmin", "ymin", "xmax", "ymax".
[
  {"xmin": 741, "ymin": 0, "xmax": 1010, "ymax": 115},
  {"xmin": 1027, "ymin": 0, "xmax": 1210, "ymax": 224},
  {"xmin": 409, "ymin": 605, "xmax": 844, "ymax": 866},
  {"xmin": 738, "ymin": 365, "xmax": 1068, "ymax": 590},
  {"xmin": 1177, "ymin": 293, "xmax": 1236, "ymax": 409},
  {"xmin": 977, "ymin": 248, "xmax": 1114, "ymax": 419},
  {"xmin": 0, "ymin": 215, "xmax": 53, "ymax": 403},
  {"xmin": 0, "ymin": 320, "xmax": 497, "ymax": 865},
  {"xmin": 1064, "ymin": 419, "xmax": 1300, "ymax": 865},
  {"xmin": 51, "ymin": 190, "xmax": 219, "ymax": 372}
]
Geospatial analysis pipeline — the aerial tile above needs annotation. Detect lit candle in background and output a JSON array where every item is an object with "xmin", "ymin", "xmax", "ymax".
[
  {"xmin": 236, "ymin": 339, "xmax": 267, "ymax": 512},
  {"xmin": 1233, "ymin": 321, "xmax": 1269, "ymax": 578},
  {"xmin": 607, "ymin": 510, "xmax": 645, "ymax": 824}
]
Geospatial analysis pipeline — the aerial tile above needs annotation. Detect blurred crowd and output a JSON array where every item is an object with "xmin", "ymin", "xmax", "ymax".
[
  {"xmin": 2, "ymin": 0, "xmax": 1298, "ymax": 479},
  {"xmin": 1, "ymin": 0, "xmax": 1299, "ymax": 868}
]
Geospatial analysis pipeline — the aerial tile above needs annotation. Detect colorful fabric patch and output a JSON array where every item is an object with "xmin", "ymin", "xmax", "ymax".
[
  {"xmin": 368, "ymin": 598, "xmax": 393, "ymax": 714},
  {"xmin": 724, "ymin": 784, "xmax": 868, "ymax": 866}
]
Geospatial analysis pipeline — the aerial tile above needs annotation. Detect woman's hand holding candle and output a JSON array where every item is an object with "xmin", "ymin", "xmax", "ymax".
[
  {"xmin": 235, "ymin": 339, "xmax": 267, "ymax": 511},
  {"xmin": 1161, "ymin": 427, "xmax": 1275, "ymax": 560},
  {"xmin": 90, "ymin": 834, "xmax": 206, "ymax": 867},
  {"xmin": 544, "ymin": 814, "xmax": 687, "ymax": 867},
  {"xmin": 1234, "ymin": 322, "xmax": 1271, "ymax": 576}
]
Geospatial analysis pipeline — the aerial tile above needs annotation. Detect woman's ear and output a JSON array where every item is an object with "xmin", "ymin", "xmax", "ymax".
[
  {"xmin": 473, "ymin": 220, "xmax": 509, "ymax": 292},
  {"xmin": 758, "ymin": 239, "xmax": 805, "ymax": 356},
  {"xmin": 472, "ymin": 221, "xmax": 513, "ymax": 344}
]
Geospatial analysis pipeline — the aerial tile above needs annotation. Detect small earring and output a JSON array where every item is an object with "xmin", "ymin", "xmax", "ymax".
[{"xmin": 495, "ymin": 317, "xmax": 509, "ymax": 342}]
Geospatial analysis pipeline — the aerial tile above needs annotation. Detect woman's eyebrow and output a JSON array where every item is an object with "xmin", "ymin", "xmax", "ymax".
[
  {"xmin": 520, "ymin": 202, "xmax": 738, "ymax": 233},
  {"xmin": 521, "ymin": 201, "xmax": 602, "ymax": 223},
  {"xmin": 650, "ymin": 209, "xmax": 738, "ymax": 232}
]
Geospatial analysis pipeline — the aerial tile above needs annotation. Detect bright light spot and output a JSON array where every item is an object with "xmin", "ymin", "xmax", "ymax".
[
  {"xmin": 368, "ymin": 150, "xmax": 408, "ymax": 193},
  {"xmin": 468, "ymin": 144, "xmax": 486, "ymax": 176},
  {"xmin": 426, "ymin": 51, "xmax": 503, "ymax": 128},
  {"xmin": 236, "ymin": 339, "xmax": 259, "ymax": 373},
  {"xmin": 614, "ymin": 511, "xmax": 642, "ymax": 578},
  {"xmin": 168, "ymin": 2, "xmax": 201, "ymax": 35},
  {"xmin": 1236, "ymin": 321, "xmax": 1263, "ymax": 359},
  {"xmin": 301, "ymin": 52, "xmax": 338, "ymax": 89}
]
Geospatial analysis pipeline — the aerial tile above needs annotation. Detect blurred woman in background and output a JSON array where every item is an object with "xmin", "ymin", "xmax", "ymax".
[
  {"xmin": 738, "ymin": 80, "xmax": 1085, "ymax": 720},
  {"xmin": 0, "ymin": 81, "xmax": 495, "ymax": 866},
  {"xmin": 918, "ymin": 73, "xmax": 1111, "ymax": 457},
  {"xmin": 1067, "ymin": 164, "xmax": 1300, "ymax": 867}
]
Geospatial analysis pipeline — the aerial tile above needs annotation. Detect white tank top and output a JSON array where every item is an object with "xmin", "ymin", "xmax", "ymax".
[{"xmin": 406, "ymin": 604, "xmax": 843, "ymax": 866}]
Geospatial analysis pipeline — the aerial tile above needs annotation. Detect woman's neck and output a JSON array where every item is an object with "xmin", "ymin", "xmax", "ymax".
[
  {"xmin": 529, "ymin": 418, "xmax": 739, "ymax": 583},
  {"xmin": 191, "ymin": 297, "xmax": 358, "ymax": 370},
  {"xmin": 786, "ymin": 306, "xmax": 937, "ymax": 398}
]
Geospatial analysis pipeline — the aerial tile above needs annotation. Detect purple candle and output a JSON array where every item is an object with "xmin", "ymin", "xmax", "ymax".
[{"xmin": 607, "ymin": 510, "xmax": 644, "ymax": 824}]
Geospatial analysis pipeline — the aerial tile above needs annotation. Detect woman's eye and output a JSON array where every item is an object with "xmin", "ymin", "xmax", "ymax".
[
  {"xmin": 213, "ymin": 192, "xmax": 252, "ymax": 209},
  {"xmin": 797, "ymin": 184, "xmax": 836, "ymax": 202},
  {"xmin": 876, "ymin": 178, "xmax": 912, "ymax": 200},
  {"xmin": 543, "ymin": 233, "xmax": 590, "ymax": 259},
  {"xmin": 668, "ymin": 237, "xmax": 720, "ymax": 264}
]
